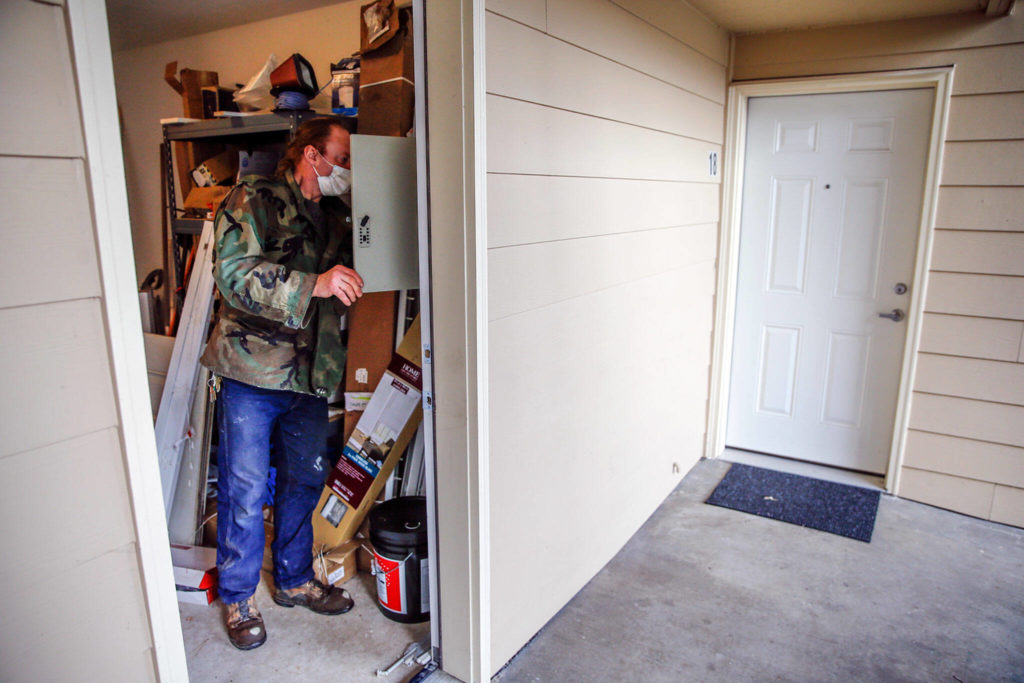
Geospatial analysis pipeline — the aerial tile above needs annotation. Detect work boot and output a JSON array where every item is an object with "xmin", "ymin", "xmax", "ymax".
[
  {"xmin": 273, "ymin": 578, "xmax": 354, "ymax": 615},
  {"xmin": 224, "ymin": 595, "xmax": 267, "ymax": 650}
]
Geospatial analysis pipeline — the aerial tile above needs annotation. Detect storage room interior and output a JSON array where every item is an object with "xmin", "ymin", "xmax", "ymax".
[{"xmin": 108, "ymin": 1, "xmax": 438, "ymax": 679}]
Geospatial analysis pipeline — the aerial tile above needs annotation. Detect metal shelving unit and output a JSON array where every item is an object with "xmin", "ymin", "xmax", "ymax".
[{"xmin": 162, "ymin": 110, "xmax": 341, "ymax": 313}]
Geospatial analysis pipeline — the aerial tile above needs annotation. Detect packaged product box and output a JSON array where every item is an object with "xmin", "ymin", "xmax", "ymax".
[
  {"xmin": 312, "ymin": 539, "xmax": 361, "ymax": 586},
  {"xmin": 313, "ymin": 317, "xmax": 422, "ymax": 549},
  {"xmin": 191, "ymin": 149, "xmax": 239, "ymax": 187}
]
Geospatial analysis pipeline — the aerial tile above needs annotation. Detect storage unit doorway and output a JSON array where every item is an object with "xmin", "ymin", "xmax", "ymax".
[
  {"xmin": 89, "ymin": 0, "xmax": 474, "ymax": 677},
  {"xmin": 707, "ymin": 69, "xmax": 954, "ymax": 491}
]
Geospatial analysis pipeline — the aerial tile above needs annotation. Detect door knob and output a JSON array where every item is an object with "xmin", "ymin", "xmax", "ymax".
[{"xmin": 878, "ymin": 309, "xmax": 905, "ymax": 322}]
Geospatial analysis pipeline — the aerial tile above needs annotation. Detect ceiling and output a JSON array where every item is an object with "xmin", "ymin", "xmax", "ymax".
[
  {"xmin": 105, "ymin": 0, "xmax": 343, "ymax": 52},
  {"xmin": 105, "ymin": 0, "xmax": 996, "ymax": 52}
]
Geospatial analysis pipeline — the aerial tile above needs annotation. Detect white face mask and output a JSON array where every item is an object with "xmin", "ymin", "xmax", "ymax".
[{"xmin": 313, "ymin": 152, "xmax": 352, "ymax": 196}]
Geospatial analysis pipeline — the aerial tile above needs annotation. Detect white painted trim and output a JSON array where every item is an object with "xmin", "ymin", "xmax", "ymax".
[
  {"xmin": 422, "ymin": 0, "xmax": 490, "ymax": 679},
  {"xmin": 706, "ymin": 68, "xmax": 954, "ymax": 495},
  {"xmin": 65, "ymin": 0, "xmax": 189, "ymax": 679}
]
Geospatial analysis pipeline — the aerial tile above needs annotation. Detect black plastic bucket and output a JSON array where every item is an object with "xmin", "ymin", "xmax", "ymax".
[{"xmin": 369, "ymin": 496, "xmax": 429, "ymax": 623}]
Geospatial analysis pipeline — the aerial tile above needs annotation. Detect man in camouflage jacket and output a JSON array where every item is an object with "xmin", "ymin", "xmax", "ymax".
[{"xmin": 200, "ymin": 118, "xmax": 363, "ymax": 650}]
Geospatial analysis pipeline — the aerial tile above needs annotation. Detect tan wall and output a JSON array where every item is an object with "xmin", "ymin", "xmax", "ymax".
[
  {"xmin": 112, "ymin": 1, "xmax": 363, "ymax": 293},
  {"xmin": 735, "ymin": 11, "xmax": 1024, "ymax": 527},
  {"xmin": 0, "ymin": 1, "xmax": 155, "ymax": 679},
  {"xmin": 485, "ymin": 0, "xmax": 727, "ymax": 670}
]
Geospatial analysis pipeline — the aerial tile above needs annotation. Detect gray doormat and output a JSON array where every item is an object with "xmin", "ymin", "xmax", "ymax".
[{"xmin": 706, "ymin": 463, "xmax": 881, "ymax": 542}]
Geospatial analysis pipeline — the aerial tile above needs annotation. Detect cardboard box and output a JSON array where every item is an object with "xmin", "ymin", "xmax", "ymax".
[
  {"xmin": 170, "ymin": 544, "xmax": 217, "ymax": 606},
  {"xmin": 359, "ymin": 7, "xmax": 413, "ymax": 137},
  {"xmin": 184, "ymin": 185, "xmax": 231, "ymax": 211},
  {"xmin": 342, "ymin": 291, "xmax": 397, "ymax": 442},
  {"xmin": 201, "ymin": 85, "xmax": 238, "ymax": 118},
  {"xmin": 192, "ymin": 149, "xmax": 239, "ymax": 187},
  {"xmin": 313, "ymin": 539, "xmax": 361, "ymax": 586},
  {"xmin": 358, "ymin": 80, "xmax": 415, "ymax": 137},
  {"xmin": 313, "ymin": 317, "xmax": 423, "ymax": 549}
]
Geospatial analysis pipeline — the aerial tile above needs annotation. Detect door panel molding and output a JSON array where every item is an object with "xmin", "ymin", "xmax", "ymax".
[{"xmin": 707, "ymin": 68, "xmax": 954, "ymax": 493}]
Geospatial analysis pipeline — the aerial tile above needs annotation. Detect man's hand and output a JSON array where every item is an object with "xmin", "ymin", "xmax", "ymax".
[{"xmin": 313, "ymin": 265, "xmax": 364, "ymax": 305}]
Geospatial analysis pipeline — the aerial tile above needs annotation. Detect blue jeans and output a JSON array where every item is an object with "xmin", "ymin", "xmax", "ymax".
[{"xmin": 216, "ymin": 377, "xmax": 329, "ymax": 604}]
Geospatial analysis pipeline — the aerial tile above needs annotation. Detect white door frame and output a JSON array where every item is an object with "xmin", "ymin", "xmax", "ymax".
[{"xmin": 706, "ymin": 68, "xmax": 954, "ymax": 493}]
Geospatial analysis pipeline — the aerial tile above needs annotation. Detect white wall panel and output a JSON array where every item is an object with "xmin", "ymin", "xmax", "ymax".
[
  {"xmin": 0, "ymin": 0, "xmax": 83, "ymax": 157},
  {"xmin": 487, "ymin": 12, "xmax": 723, "ymax": 143},
  {"xmin": 931, "ymin": 230, "xmax": 1024, "ymax": 276},
  {"xmin": 935, "ymin": 187, "xmax": 1024, "ymax": 232},
  {"xmin": 488, "ymin": 174, "xmax": 719, "ymax": 248},
  {"xmin": 0, "ymin": 299, "xmax": 118, "ymax": 458},
  {"xmin": 914, "ymin": 353, "xmax": 1024, "ymax": 406},
  {"xmin": 947, "ymin": 93, "xmax": 1024, "ymax": 141},
  {"xmin": 0, "ymin": 157, "xmax": 102, "ymax": 309},
  {"xmin": 548, "ymin": 0, "xmax": 726, "ymax": 103},
  {"xmin": 918, "ymin": 313, "xmax": 1023, "ymax": 362},
  {"xmin": 488, "ymin": 95, "xmax": 721, "ymax": 182},
  {"xmin": 486, "ymin": 0, "xmax": 546, "ymax": 30},
  {"xmin": 904, "ymin": 430, "xmax": 1024, "ymax": 488},
  {"xmin": 489, "ymin": 223, "xmax": 716, "ymax": 320},
  {"xmin": 909, "ymin": 393, "xmax": 1024, "ymax": 447},
  {"xmin": 941, "ymin": 140, "xmax": 1024, "ymax": 187},
  {"xmin": 488, "ymin": 263, "xmax": 714, "ymax": 667},
  {"xmin": 610, "ymin": 0, "xmax": 729, "ymax": 64}
]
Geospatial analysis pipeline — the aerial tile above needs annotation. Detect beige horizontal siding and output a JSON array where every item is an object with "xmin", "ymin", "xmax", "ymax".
[
  {"xmin": 991, "ymin": 486, "xmax": 1024, "ymax": 526},
  {"xmin": 549, "ymin": 0, "xmax": 727, "ymax": 102},
  {"xmin": 488, "ymin": 94, "xmax": 721, "ymax": 181},
  {"xmin": 904, "ymin": 430, "xmax": 1024, "ymax": 489},
  {"xmin": 925, "ymin": 272, "xmax": 1024, "ymax": 319},
  {"xmin": 735, "ymin": 10, "xmax": 1024, "ymax": 65},
  {"xmin": 487, "ymin": 12, "xmax": 724, "ymax": 143},
  {"xmin": 941, "ymin": 140, "xmax": 1024, "ymax": 186},
  {"xmin": 487, "ymin": 0, "xmax": 725, "ymax": 667},
  {"xmin": 935, "ymin": 187, "xmax": 1024, "ymax": 232},
  {"xmin": 914, "ymin": 353, "xmax": 1024, "ymax": 406},
  {"xmin": 918, "ymin": 313, "xmax": 1023, "ymax": 361},
  {"xmin": 931, "ymin": 230, "xmax": 1024, "ymax": 276},
  {"xmin": 0, "ymin": 0, "xmax": 84, "ymax": 158},
  {"xmin": 0, "ymin": 298, "xmax": 119, "ymax": 459},
  {"xmin": 947, "ymin": 93, "xmax": 1024, "ymax": 142},
  {"xmin": 488, "ymin": 222, "xmax": 717, "ymax": 320},
  {"xmin": 488, "ymin": 174, "xmax": 720, "ymax": 248},
  {"xmin": 611, "ymin": 0, "xmax": 729, "ymax": 65},
  {"xmin": 486, "ymin": 0, "xmax": 546, "ymax": 30},
  {"xmin": 899, "ymin": 467, "xmax": 995, "ymax": 519},
  {"xmin": 909, "ymin": 393, "xmax": 1024, "ymax": 448},
  {"xmin": 735, "ymin": 43, "xmax": 1024, "ymax": 96}
]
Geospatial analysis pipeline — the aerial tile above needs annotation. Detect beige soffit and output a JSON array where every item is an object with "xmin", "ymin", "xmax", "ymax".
[{"xmin": 684, "ymin": 0, "xmax": 989, "ymax": 34}]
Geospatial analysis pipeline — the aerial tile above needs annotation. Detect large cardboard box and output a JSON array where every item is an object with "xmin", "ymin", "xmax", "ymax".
[
  {"xmin": 359, "ymin": 6, "xmax": 414, "ymax": 137},
  {"xmin": 192, "ymin": 149, "xmax": 239, "ymax": 187},
  {"xmin": 342, "ymin": 291, "xmax": 397, "ymax": 442},
  {"xmin": 313, "ymin": 317, "xmax": 422, "ymax": 549}
]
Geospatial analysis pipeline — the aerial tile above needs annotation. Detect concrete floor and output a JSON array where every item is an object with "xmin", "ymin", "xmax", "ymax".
[
  {"xmin": 180, "ymin": 571, "xmax": 430, "ymax": 681},
  {"xmin": 493, "ymin": 458, "xmax": 1024, "ymax": 682}
]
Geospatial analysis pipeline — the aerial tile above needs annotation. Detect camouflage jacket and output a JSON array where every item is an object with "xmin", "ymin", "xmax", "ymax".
[{"xmin": 200, "ymin": 170, "xmax": 353, "ymax": 397}]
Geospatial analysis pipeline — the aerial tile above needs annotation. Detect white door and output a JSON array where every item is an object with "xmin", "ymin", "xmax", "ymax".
[{"xmin": 726, "ymin": 89, "xmax": 932, "ymax": 474}]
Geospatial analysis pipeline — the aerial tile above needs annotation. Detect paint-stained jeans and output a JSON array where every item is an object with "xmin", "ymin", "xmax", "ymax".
[{"xmin": 216, "ymin": 377, "xmax": 329, "ymax": 604}]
